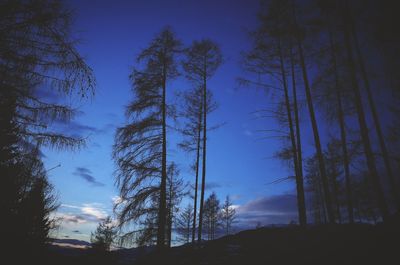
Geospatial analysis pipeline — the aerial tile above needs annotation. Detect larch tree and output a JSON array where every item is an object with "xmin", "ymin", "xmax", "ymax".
[
  {"xmin": 202, "ymin": 192, "xmax": 220, "ymax": 241},
  {"xmin": 241, "ymin": 0, "xmax": 307, "ymax": 226},
  {"xmin": 113, "ymin": 28, "xmax": 181, "ymax": 249},
  {"xmin": 221, "ymin": 195, "xmax": 236, "ymax": 235},
  {"xmin": 0, "ymin": 0, "xmax": 94, "ymax": 259},
  {"xmin": 182, "ymin": 39, "xmax": 222, "ymax": 243},
  {"xmin": 175, "ymin": 204, "xmax": 194, "ymax": 244}
]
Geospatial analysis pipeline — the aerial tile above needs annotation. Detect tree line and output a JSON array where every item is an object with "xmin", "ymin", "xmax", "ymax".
[
  {"xmin": 240, "ymin": 0, "xmax": 400, "ymax": 226},
  {"xmin": 112, "ymin": 27, "xmax": 239, "ymax": 249},
  {"xmin": 1, "ymin": 0, "xmax": 400, "ymax": 259},
  {"xmin": 0, "ymin": 0, "xmax": 95, "ymax": 262}
]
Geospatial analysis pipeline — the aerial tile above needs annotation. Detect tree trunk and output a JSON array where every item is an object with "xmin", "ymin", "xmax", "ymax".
[
  {"xmin": 292, "ymin": 1, "xmax": 335, "ymax": 223},
  {"xmin": 278, "ymin": 38, "xmax": 306, "ymax": 226},
  {"xmin": 198, "ymin": 62, "xmax": 207, "ymax": 243},
  {"xmin": 328, "ymin": 23, "xmax": 354, "ymax": 223},
  {"xmin": 342, "ymin": 6, "xmax": 389, "ymax": 221},
  {"xmin": 192, "ymin": 100, "xmax": 203, "ymax": 243},
  {"xmin": 350, "ymin": 19, "xmax": 400, "ymax": 211},
  {"xmin": 290, "ymin": 41, "xmax": 307, "ymax": 226},
  {"xmin": 157, "ymin": 62, "xmax": 167, "ymax": 249}
]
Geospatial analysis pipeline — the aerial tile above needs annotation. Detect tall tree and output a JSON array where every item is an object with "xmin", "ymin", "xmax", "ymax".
[
  {"xmin": 0, "ymin": 0, "xmax": 94, "ymax": 260},
  {"xmin": 341, "ymin": 3, "xmax": 389, "ymax": 220},
  {"xmin": 291, "ymin": 0, "xmax": 335, "ymax": 223},
  {"xmin": 113, "ymin": 28, "xmax": 181, "ymax": 249},
  {"xmin": 182, "ymin": 39, "xmax": 222, "ymax": 243},
  {"xmin": 241, "ymin": 0, "xmax": 307, "ymax": 226},
  {"xmin": 349, "ymin": 10, "xmax": 400, "ymax": 211},
  {"xmin": 178, "ymin": 87, "xmax": 203, "ymax": 243}
]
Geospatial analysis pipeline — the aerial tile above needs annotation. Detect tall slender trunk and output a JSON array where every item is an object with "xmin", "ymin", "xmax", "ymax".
[
  {"xmin": 350, "ymin": 19, "xmax": 400, "ymax": 210},
  {"xmin": 292, "ymin": 1, "xmax": 335, "ymax": 223},
  {"xmin": 278, "ymin": 38, "xmax": 306, "ymax": 226},
  {"xmin": 157, "ymin": 61, "xmax": 167, "ymax": 249},
  {"xmin": 290, "ymin": 41, "xmax": 307, "ymax": 226},
  {"xmin": 192, "ymin": 99, "xmax": 202, "ymax": 243},
  {"xmin": 167, "ymin": 178, "xmax": 173, "ymax": 248},
  {"xmin": 342, "ymin": 5, "xmax": 389, "ymax": 221},
  {"xmin": 198, "ymin": 61, "xmax": 207, "ymax": 243},
  {"xmin": 328, "ymin": 22, "xmax": 354, "ymax": 223},
  {"xmin": 331, "ymin": 169, "xmax": 342, "ymax": 223}
]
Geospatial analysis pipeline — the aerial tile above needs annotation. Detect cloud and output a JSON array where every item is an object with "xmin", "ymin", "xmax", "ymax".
[
  {"xmin": 56, "ymin": 213, "xmax": 87, "ymax": 224},
  {"xmin": 81, "ymin": 204, "xmax": 107, "ymax": 220},
  {"xmin": 58, "ymin": 203, "xmax": 108, "ymax": 224},
  {"xmin": 241, "ymin": 123, "xmax": 254, "ymax": 137},
  {"xmin": 197, "ymin": 181, "xmax": 222, "ymax": 191},
  {"xmin": 73, "ymin": 230, "xmax": 81, "ymax": 233},
  {"xmin": 236, "ymin": 194, "xmax": 298, "ymax": 226},
  {"xmin": 73, "ymin": 167, "xmax": 105, "ymax": 187},
  {"xmin": 244, "ymin": 129, "xmax": 253, "ymax": 137}
]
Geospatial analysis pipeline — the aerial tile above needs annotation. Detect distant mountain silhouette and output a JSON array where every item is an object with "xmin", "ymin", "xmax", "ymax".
[{"xmin": 51, "ymin": 238, "xmax": 91, "ymax": 248}]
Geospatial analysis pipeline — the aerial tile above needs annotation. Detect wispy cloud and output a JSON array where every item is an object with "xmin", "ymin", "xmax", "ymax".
[
  {"xmin": 59, "ymin": 203, "xmax": 108, "ymax": 224},
  {"xmin": 73, "ymin": 167, "xmax": 105, "ymax": 187},
  {"xmin": 197, "ymin": 181, "xmax": 222, "ymax": 191},
  {"xmin": 241, "ymin": 123, "xmax": 254, "ymax": 137}
]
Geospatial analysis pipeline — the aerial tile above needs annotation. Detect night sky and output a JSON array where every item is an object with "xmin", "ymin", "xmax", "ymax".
[{"xmin": 43, "ymin": 0, "xmax": 307, "ymax": 242}]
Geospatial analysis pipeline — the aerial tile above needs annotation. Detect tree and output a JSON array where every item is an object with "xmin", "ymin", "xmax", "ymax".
[
  {"xmin": 0, "ymin": 0, "xmax": 95, "ymax": 151},
  {"xmin": 0, "ymin": 0, "xmax": 93, "ymax": 261},
  {"xmin": 221, "ymin": 195, "xmax": 236, "ymax": 235},
  {"xmin": 291, "ymin": 0, "xmax": 335, "ymax": 223},
  {"xmin": 341, "ymin": 2, "xmax": 389, "ymax": 220},
  {"xmin": 175, "ymin": 204, "xmax": 194, "ymax": 244},
  {"xmin": 241, "ymin": 0, "xmax": 307, "ymax": 226},
  {"xmin": 202, "ymin": 192, "xmax": 220, "ymax": 240},
  {"xmin": 91, "ymin": 216, "xmax": 117, "ymax": 252},
  {"xmin": 166, "ymin": 163, "xmax": 186, "ymax": 247},
  {"xmin": 182, "ymin": 39, "xmax": 222, "ymax": 243},
  {"xmin": 178, "ymin": 84, "xmax": 216, "ymax": 243},
  {"xmin": 113, "ymin": 28, "xmax": 181, "ymax": 249}
]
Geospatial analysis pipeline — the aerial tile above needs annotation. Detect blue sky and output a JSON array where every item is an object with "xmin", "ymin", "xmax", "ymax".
[{"xmin": 43, "ymin": 0, "xmax": 305, "ymax": 242}]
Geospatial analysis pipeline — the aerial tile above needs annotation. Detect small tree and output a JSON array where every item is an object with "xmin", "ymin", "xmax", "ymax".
[
  {"xmin": 221, "ymin": 195, "xmax": 236, "ymax": 235},
  {"xmin": 202, "ymin": 192, "xmax": 220, "ymax": 240},
  {"xmin": 91, "ymin": 216, "xmax": 117, "ymax": 252},
  {"xmin": 175, "ymin": 204, "xmax": 193, "ymax": 244}
]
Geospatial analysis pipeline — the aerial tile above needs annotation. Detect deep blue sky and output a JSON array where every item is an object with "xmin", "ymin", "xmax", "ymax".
[{"xmin": 44, "ymin": 0, "xmax": 306, "ymax": 242}]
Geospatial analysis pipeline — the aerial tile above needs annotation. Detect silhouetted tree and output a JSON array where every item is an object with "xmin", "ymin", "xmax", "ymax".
[
  {"xmin": 113, "ymin": 28, "xmax": 181, "ymax": 249},
  {"xmin": 91, "ymin": 216, "xmax": 117, "ymax": 252},
  {"xmin": 221, "ymin": 195, "xmax": 236, "ymax": 235},
  {"xmin": 166, "ymin": 163, "xmax": 187, "ymax": 247},
  {"xmin": 202, "ymin": 192, "xmax": 220, "ymax": 240},
  {"xmin": 0, "ymin": 1, "xmax": 93, "ymax": 261},
  {"xmin": 182, "ymin": 39, "xmax": 222, "ymax": 243},
  {"xmin": 341, "ymin": 2, "xmax": 389, "ymax": 220},
  {"xmin": 176, "ymin": 204, "xmax": 194, "ymax": 244},
  {"xmin": 178, "ymin": 86, "xmax": 203, "ymax": 243},
  {"xmin": 241, "ymin": 0, "xmax": 308, "ymax": 226}
]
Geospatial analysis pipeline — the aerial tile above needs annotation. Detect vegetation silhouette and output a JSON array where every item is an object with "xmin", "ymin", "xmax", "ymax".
[{"xmin": 1, "ymin": 0, "xmax": 400, "ymax": 264}]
